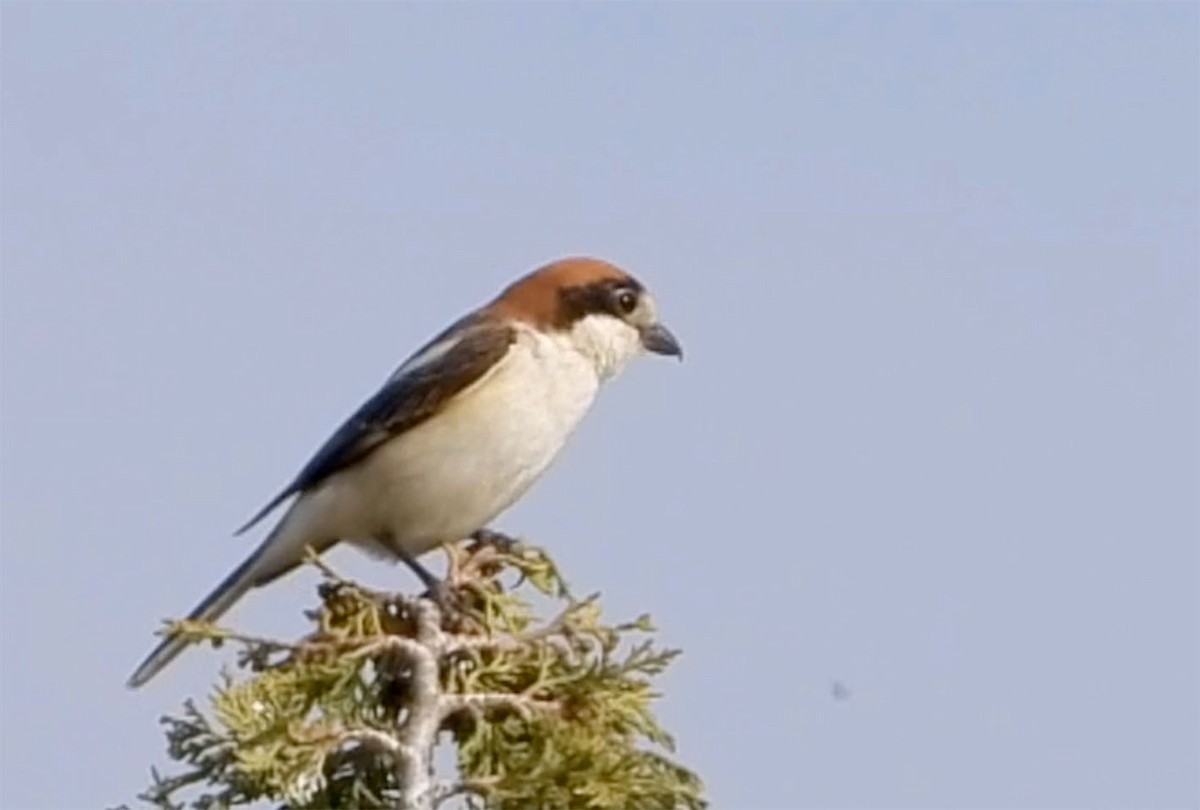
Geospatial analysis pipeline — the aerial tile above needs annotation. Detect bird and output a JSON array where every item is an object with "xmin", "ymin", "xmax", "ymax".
[{"xmin": 127, "ymin": 256, "xmax": 682, "ymax": 688}]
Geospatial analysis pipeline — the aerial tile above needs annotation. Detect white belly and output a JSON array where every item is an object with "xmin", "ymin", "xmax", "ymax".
[{"xmin": 281, "ymin": 328, "xmax": 600, "ymax": 558}]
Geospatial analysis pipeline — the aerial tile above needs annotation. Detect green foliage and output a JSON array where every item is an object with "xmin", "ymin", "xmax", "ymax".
[{"xmin": 139, "ymin": 539, "xmax": 705, "ymax": 810}]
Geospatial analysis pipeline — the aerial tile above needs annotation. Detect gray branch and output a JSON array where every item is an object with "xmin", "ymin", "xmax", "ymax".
[{"xmin": 343, "ymin": 595, "xmax": 562, "ymax": 809}]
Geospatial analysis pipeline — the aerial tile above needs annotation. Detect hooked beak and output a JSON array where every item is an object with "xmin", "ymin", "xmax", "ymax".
[{"xmin": 640, "ymin": 323, "xmax": 683, "ymax": 360}]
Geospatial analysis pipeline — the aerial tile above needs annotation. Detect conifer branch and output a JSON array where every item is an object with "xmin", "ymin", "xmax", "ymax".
[{"xmin": 137, "ymin": 537, "xmax": 705, "ymax": 810}]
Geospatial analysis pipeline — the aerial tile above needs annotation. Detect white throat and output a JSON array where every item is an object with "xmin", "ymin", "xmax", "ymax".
[{"xmin": 565, "ymin": 313, "xmax": 643, "ymax": 381}]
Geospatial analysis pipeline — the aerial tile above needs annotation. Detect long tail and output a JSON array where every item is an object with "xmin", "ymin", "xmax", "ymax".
[{"xmin": 126, "ymin": 524, "xmax": 314, "ymax": 689}]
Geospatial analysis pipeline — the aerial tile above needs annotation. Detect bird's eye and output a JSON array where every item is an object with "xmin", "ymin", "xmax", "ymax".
[{"xmin": 615, "ymin": 289, "xmax": 638, "ymax": 314}]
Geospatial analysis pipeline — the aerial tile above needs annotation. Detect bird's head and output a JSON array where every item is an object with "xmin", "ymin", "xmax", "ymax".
[{"xmin": 490, "ymin": 257, "xmax": 682, "ymax": 380}]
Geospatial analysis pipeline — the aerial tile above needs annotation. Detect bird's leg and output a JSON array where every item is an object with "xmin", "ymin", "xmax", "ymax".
[
  {"xmin": 395, "ymin": 548, "xmax": 461, "ymax": 615},
  {"xmin": 470, "ymin": 527, "xmax": 519, "ymax": 553},
  {"xmin": 396, "ymin": 550, "xmax": 440, "ymax": 592}
]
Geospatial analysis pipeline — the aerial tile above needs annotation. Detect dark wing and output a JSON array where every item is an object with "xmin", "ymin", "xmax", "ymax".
[{"xmin": 235, "ymin": 315, "xmax": 515, "ymax": 535}]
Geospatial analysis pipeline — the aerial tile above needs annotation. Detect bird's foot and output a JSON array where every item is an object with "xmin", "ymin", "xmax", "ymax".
[
  {"xmin": 470, "ymin": 527, "xmax": 520, "ymax": 554},
  {"xmin": 424, "ymin": 577, "xmax": 468, "ymax": 618},
  {"xmin": 397, "ymin": 551, "xmax": 465, "ymax": 617}
]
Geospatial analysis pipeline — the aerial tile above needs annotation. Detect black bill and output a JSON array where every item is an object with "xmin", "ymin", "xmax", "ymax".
[{"xmin": 640, "ymin": 323, "xmax": 683, "ymax": 359}]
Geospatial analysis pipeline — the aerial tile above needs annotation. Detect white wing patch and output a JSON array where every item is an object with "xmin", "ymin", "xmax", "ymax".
[{"xmin": 388, "ymin": 318, "xmax": 475, "ymax": 382}]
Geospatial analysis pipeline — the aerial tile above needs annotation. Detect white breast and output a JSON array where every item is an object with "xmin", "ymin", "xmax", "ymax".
[{"xmin": 289, "ymin": 324, "xmax": 603, "ymax": 558}]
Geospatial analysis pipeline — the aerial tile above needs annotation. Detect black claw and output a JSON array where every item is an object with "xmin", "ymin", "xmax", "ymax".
[{"xmin": 470, "ymin": 528, "xmax": 519, "ymax": 553}]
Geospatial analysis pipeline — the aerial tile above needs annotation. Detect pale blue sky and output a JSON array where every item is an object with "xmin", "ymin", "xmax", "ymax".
[{"xmin": 2, "ymin": 3, "xmax": 1197, "ymax": 808}]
